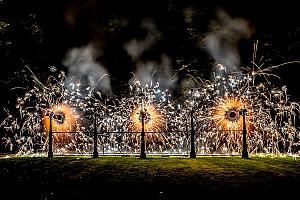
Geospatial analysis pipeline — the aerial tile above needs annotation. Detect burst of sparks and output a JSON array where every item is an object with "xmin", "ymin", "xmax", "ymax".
[
  {"xmin": 1, "ymin": 46, "xmax": 300, "ymax": 156},
  {"xmin": 130, "ymin": 104, "xmax": 164, "ymax": 132},
  {"xmin": 42, "ymin": 103, "xmax": 80, "ymax": 141},
  {"xmin": 213, "ymin": 97, "xmax": 252, "ymax": 132}
]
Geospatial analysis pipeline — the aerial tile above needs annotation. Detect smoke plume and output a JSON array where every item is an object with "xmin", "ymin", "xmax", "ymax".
[
  {"xmin": 124, "ymin": 19, "xmax": 177, "ymax": 91},
  {"xmin": 132, "ymin": 54, "xmax": 177, "ymax": 90},
  {"xmin": 63, "ymin": 43, "xmax": 112, "ymax": 94},
  {"xmin": 124, "ymin": 19, "xmax": 161, "ymax": 61},
  {"xmin": 205, "ymin": 8, "xmax": 255, "ymax": 73}
]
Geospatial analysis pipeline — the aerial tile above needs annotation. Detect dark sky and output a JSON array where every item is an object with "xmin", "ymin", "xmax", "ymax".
[{"xmin": 0, "ymin": 0, "xmax": 299, "ymax": 100}]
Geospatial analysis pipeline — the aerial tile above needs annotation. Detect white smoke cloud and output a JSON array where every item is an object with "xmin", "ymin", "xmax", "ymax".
[
  {"xmin": 63, "ymin": 43, "xmax": 112, "ymax": 94},
  {"xmin": 132, "ymin": 54, "xmax": 177, "ymax": 90},
  {"xmin": 124, "ymin": 18, "xmax": 161, "ymax": 61},
  {"xmin": 157, "ymin": 54, "xmax": 178, "ymax": 90},
  {"xmin": 124, "ymin": 19, "xmax": 177, "ymax": 91},
  {"xmin": 205, "ymin": 8, "xmax": 255, "ymax": 73}
]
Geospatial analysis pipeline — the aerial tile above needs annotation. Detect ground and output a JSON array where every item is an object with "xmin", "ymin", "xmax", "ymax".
[{"xmin": 0, "ymin": 155, "xmax": 299, "ymax": 200}]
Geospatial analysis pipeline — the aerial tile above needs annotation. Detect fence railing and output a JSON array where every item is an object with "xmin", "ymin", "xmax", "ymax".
[{"xmin": 47, "ymin": 111, "xmax": 249, "ymax": 159}]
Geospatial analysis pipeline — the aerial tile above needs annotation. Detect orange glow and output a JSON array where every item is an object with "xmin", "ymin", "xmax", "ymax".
[
  {"xmin": 130, "ymin": 104, "xmax": 164, "ymax": 132},
  {"xmin": 42, "ymin": 103, "xmax": 79, "ymax": 141},
  {"xmin": 213, "ymin": 97, "xmax": 252, "ymax": 132},
  {"xmin": 129, "ymin": 104, "xmax": 166, "ymax": 145}
]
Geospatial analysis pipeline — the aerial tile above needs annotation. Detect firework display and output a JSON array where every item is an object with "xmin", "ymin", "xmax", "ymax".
[
  {"xmin": 1, "ymin": 57, "xmax": 300, "ymax": 156},
  {"xmin": 91, "ymin": 79, "xmax": 187, "ymax": 154},
  {"xmin": 42, "ymin": 103, "xmax": 79, "ymax": 140},
  {"xmin": 1, "ymin": 71, "xmax": 92, "ymax": 155}
]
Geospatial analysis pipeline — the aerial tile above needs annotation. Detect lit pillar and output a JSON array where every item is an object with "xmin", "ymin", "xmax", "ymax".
[
  {"xmin": 93, "ymin": 113, "xmax": 99, "ymax": 158},
  {"xmin": 190, "ymin": 110, "xmax": 196, "ymax": 158},
  {"xmin": 140, "ymin": 110, "xmax": 146, "ymax": 159},
  {"xmin": 241, "ymin": 108, "xmax": 248, "ymax": 158},
  {"xmin": 48, "ymin": 116, "xmax": 53, "ymax": 158}
]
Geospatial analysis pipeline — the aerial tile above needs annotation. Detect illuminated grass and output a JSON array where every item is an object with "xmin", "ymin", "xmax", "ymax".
[{"xmin": 0, "ymin": 156, "xmax": 299, "ymax": 200}]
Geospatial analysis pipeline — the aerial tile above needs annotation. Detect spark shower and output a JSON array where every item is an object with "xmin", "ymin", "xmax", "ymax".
[{"xmin": 1, "ymin": 46, "xmax": 300, "ymax": 156}]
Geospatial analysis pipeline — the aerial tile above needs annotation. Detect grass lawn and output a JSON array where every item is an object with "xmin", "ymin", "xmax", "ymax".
[{"xmin": 0, "ymin": 155, "xmax": 299, "ymax": 200}]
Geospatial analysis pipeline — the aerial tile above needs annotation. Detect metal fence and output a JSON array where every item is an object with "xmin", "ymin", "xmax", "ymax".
[{"xmin": 47, "ymin": 112, "xmax": 249, "ymax": 158}]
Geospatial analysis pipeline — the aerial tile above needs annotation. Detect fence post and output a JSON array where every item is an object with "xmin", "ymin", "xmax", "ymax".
[
  {"xmin": 241, "ymin": 108, "xmax": 248, "ymax": 158},
  {"xmin": 190, "ymin": 110, "xmax": 196, "ymax": 158},
  {"xmin": 140, "ymin": 110, "xmax": 146, "ymax": 159},
  {"xmin": 48, "ymin": 116, "xmax": 53, "ymax": 158},
  {"xmin": 93, "ymin": 113, "xmax": 99, "ymax": 158}
]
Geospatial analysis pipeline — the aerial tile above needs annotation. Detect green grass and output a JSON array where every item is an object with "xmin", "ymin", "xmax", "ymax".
[{"xmin": 1, "ymin": 155, "xmax": 299, "ymax": 200}]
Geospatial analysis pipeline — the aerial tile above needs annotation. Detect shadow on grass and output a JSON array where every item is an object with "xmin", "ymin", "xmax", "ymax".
[{"xmin": 0, "ymin": 156, "xmax": 299, "ymax": 199}]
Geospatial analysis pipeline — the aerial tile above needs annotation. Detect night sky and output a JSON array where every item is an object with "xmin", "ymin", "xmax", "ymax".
[{"xmin": 0, "ymin": 0, "xmax": 299, "ymax": 108}]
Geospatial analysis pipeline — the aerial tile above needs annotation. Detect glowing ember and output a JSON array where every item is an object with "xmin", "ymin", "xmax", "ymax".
[
  {"xmin": 1, "ymin": 49, "xmax": 300, "ymax": 155},
  {"xmin": 130, "ymin": 104, "xmax": 163, "ymax": 132},
  {"xmin": 42, "ymin": 103, "xmax": 79, "ymax": 141},
  {"xmin": 213, "ymin": 97, "xmax": 252, "ymax": 131}
]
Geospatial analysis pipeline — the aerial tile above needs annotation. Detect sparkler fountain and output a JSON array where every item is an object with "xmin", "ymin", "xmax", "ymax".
[{"xmin": 1, "ymin": 48, "xmax": 300, "ymax": 157}]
